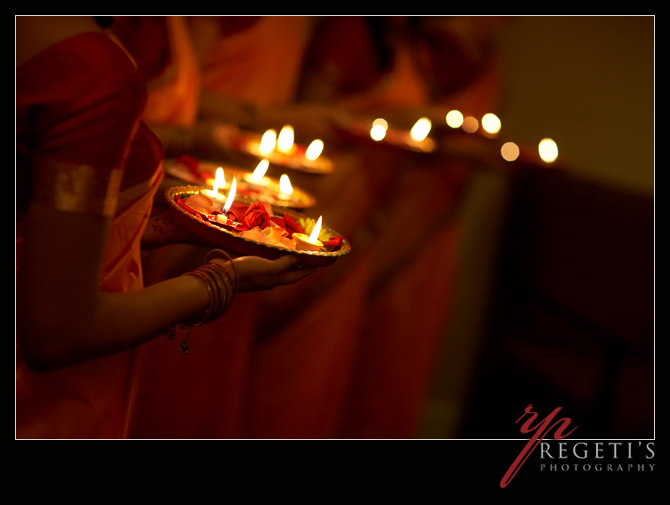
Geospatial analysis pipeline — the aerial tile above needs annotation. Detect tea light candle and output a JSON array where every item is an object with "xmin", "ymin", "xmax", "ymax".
[
  {"xmin": 276, "ymin": 174, "xmax": 294, "ymax": 201},
  {"xmin": 294, "ymin": 215, "xmax": 323, "ymax": 252},
  {"xmin": 277, "ymin": 125, "xmax": 295, "ymax": 154},
  {"xmin": 243, "ymin": 159, "xmax": 271, "ymax": 187},
  {"xmin": 258, "ymin": 129, "xmax": 277, "ymax": 156}
]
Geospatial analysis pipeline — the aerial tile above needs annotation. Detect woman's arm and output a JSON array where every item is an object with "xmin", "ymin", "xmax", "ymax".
[{"xmin": 17, "ymin": 201, "xmax": 314, "ymax": 371}]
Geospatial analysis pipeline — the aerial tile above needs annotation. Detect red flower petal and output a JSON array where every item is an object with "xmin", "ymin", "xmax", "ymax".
[
  {"xmin": 323, "ymin": 236, "xmax": 342, "ymax": 247},
  {"xmin": 283, "ymin": 213, "xmax": 304, "ymax": 234}
]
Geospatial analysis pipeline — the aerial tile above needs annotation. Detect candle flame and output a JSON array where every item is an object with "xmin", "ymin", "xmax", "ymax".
[
  {"xmin": 277, "ymin": 125, "xmax": 294, "ymax": 153},
  {"xmin": 279, "ymin": 174, "xmax": 293, "ymax": 195},
  {"xmin": 305, "ymin": 139, "xmax": 324, "ymax": 160},
  {"xmin": 213, "ymin": 167, "xmax": 225, "ymax": 194},
  {"xmin": 307, "ymin": 216, "xmax": 322, "ymax": 244},
  {"xmin": 259, "ymin": 129, "xmax": 277, "ymax": 155},
  {"xmin": 223, "ymin": 177, "xmax": 237, "ymax": 214},
  {"xmin": 410, "ymin": 117, "xmax": 431, "ymax": 142},
  {"xmin": 251, "ymin": 159, "xmax": 269, "ymax": 183}
]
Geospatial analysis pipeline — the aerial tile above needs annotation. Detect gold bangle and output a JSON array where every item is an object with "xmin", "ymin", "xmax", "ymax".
[
  {"xmin": 205, "ymin": 249, "xmax": 239, "ymax": 296},
  {"xmin": 199, "ymin": 263, "xmax": 234, "ymax": 318},
  {"xmin": 171, "ymin": 251, "xmax": 238, "ymax": 354}
]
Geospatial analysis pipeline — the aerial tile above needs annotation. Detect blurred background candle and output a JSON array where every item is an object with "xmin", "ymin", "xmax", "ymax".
[
  {"xmin": 200, "ymin": 166, "xmax": 227, "ymax": 207},
  {"xmin": 244, "ymin": 159, "xmax": 271, "ymax": 186},
  {"xmin": 305, "ymin": 139, "xmax": 324, "ymax": 160},
  {"xmin": 481, "ymin": 113, "xmax": 502, "ymax": 137},
  {"xmin": 538, "ymin": 137, "xmax": 559, "ymax": 163},
  {"xmin": 370, "ymin": 123, "xmax": 387, "ymax": 141},
  {"xmin": 278, "ymin": 173, "xmax": 294, "ymax": 200},
  {"xmin": 258, "ymin": 129, "xmax": 277, "ymax": 156},
  {"xmin": 446, "ymin": 110, "xmax": 464, "ymax": 128},
  {"xmin": 410, "ymin": 117, "xmax": 431, "ymax": 142},
  {"xmin": 277, "ymin": 125, "xmax": 295, "ymax": 154},
  {"xmin": 294, "ymin": 215, "xmax": 323, "ymax": 251}
]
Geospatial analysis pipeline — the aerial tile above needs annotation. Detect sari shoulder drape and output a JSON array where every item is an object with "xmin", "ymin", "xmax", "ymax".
[{"xmin": 16, "ymin": 31, "xmax": 164, "ymax": 439}]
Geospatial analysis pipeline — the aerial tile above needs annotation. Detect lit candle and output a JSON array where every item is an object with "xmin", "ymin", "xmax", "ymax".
[
  {"xmin": 305, "ymin": 139, "xmax": 324, "ymax": 161},
  {"xmin": 294, "ymin": 215, "xmax": 323, "ymax": 252},
  {"xmin": 277, "ymin": 125, "xmax": 295, "ymax": 154},
  {"xmin": 277, "ymin": 173, "xmax": 294, "ymax": 201},
  {"xmin": 243, "ymin": 159, "xmax": 271, "ymax": 186},
  {"xmin": 258, "ymin": 129, "xmax": 277, "ymax": 156},
  {"xmin": 200, "ymin": 167, "xmax": 227, "ymax": 208}
]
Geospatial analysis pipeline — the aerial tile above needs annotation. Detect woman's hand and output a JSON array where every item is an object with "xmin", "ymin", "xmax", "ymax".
[{"xmin": 229, "ymin": 255, "xmax": 317, "ymax": 292}]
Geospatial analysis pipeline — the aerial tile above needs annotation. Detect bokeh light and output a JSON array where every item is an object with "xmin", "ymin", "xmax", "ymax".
[
  {"xmin": 538, "ymin": 138, "xmax": 559, "ymax": 163},
  {"xmin": 481, "ymin": 113, "xmax": 501, "ymax": 135},
  {"xmin": 277, "ymin": 125, "xmax": 294, "ymax": 153},
  {"xmin": 372, "ymin": 118, "xmax": 388, "ymax": 130},
  {"xmin": 305, "ymin": 139, "xmax": 324, "ymax": 160},
  {"xmin": 462, "ymin": 116, "xmax": 479, "ymax": 133},
  {"xmin": 500, "ymin": 142, "xmax": 520, "ymax": 162},
  {"xmin": 259, "ymin": 129, "xmax": 277, "ymax": 155},
  {"xmin": 410, "ymin": 117, "xmax": 432, "ymax": 142},
  {"xmin": 446, "ymin": 110, "xmax": 464, "ymax": 128},
  {"xmin": 370, "ymin": 124, "xmax": 387, "ymax": 141}
]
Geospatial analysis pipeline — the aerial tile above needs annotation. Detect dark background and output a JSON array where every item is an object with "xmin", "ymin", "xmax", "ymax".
[{"xmin": 421, "ymin": 15, "xmax": 654, "ymax": 440}]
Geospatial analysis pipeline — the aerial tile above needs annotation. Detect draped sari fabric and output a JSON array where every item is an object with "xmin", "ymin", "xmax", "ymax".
[
  {"xmin": 200, "ymin": 16, "xmax": 312, "ymax": 107},
  {"xmin": 113, "ymin": 16, "xmax": 201, "ymax": 129},
  {"xmin": 16, "ymin": 31, "xmax": 164, "ymax": 439},
  {"xmin": 105, "ymin": 16, "xmax": 254, "ymax": 439}
]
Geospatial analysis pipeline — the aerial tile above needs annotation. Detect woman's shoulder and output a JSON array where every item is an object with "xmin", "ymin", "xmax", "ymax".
[{"xmin": 16, "ymin": 16, "xmax": 103, "ymax": 68}]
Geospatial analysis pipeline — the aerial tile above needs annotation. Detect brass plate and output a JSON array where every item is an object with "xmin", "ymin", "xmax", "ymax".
[{"xmin": 165, "ymin": 186, "xmax": 350, "ymax": 268}]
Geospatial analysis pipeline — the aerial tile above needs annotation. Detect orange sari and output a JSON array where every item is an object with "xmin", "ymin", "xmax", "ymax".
[
  {"xmin": 16, "ymin": 32, "xmax": 164, "ymax": 438},
  {"xmin": 199, "ymin": 16, "xmax": 312, "ymax": 106}
]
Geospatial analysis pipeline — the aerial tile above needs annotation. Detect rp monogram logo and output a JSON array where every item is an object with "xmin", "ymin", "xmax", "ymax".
[{"xmin": 501, "ymin": 404, "xmax": 577, "ymax": 488}]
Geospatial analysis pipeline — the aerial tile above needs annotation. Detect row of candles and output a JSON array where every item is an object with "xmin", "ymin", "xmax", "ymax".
[
  {"xmin": 202, "ymin": 123, "xmax": 326, "ymax": 249},
  {"xmin": 204, "ymin": 159, "xmax": 294, "ymax": 201},
  {"xmin": 200, "ymin": 110, "xmax": 558, "ymax": 250},
  {"xmin": 258, "ymin": 125, "xmax": 325, "ymax": 161},
  {"xmin": 200, "ymin": 167, "xmax": 324, "ymax": 251},
  {"xmin": 371, "ymin": 111, "xmax": 559, "ymax": 164}
]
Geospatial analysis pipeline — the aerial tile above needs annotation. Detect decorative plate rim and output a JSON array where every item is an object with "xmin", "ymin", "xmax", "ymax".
[{"xmin": 166, "ymin": 185, "xmax": 352, "ymax": 260}]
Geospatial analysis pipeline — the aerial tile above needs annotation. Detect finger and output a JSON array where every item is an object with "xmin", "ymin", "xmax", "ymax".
[
  {"xmin": 280, "ymin": 267, "xmax": 317, "ymax": 285},
  {"xmin": 272, "ymin": 254, "xmax": 297, "ymax": 271}
]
